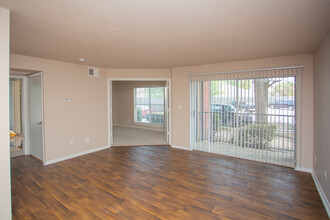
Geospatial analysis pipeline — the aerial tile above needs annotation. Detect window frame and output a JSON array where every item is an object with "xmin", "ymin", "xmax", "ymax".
[{"xmin": 134, "ymin": 86, "xmax": 165, "ymax": 126}]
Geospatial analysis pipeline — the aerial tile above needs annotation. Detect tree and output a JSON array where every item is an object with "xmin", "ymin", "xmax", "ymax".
[
  {"xmin": 211, "ymin": 80, "xmax": 251, "ymax": 96},
  {"xmin": 270, "ymin": 82, "xmax": 294, "ymax": 97},
  {"xmin": 254, "ymin": 79, "xmax": 280, "ymax": 123},
  {"xmin": 227, "ymin": 80, "xmax": 251, "ymax": 89},
  {"xmin": 211, "ymin": 81, "xmax": 224, "ymax": 96}
]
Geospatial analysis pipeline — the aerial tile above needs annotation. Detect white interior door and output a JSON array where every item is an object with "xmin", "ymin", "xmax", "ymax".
[{"xmin": 28, "ymin": 73, "xmax": 44, "ymax": 161}]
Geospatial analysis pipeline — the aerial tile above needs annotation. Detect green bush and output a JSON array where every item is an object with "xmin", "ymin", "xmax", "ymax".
[
  {"xmin": 137, "ymin": 107, "xmax": 142, "ymax": 122},
  {"xmin": 146, "ymin": 112, "xmax": 164, "ymax": 124},
  {"xmin": 212, "ymin": 112, "xmax": 228, "ymax": 129},
  {"xmin": 231, "ymin": 123, "xmax": 277, "ymax": 149}
]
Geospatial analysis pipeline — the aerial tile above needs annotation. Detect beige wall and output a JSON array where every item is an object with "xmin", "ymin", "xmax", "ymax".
[
  {"xmin": 172, "ymin": 54, "xmax": 314, "ymax": 169},
  {"xmin": 314, "ymin": 32, "xmax": 330, "ymax": 202},
  {"xmin": 10, "ymin": 54, "xmax": 108, "ymax": 162},
  {"xmin": 8, "ymin": 57, "xmax": 172, "ymax": 162},
  {"xmin": 112, "ymin": 81, "xmax": 166, "ymax": 131},
  {"xmin": 107, "ymin": 68, "xmax": 171, "ymax": 79},
  {"xmin": 0, "ymin": 7, "xmax": 12, "ymax": 220}
]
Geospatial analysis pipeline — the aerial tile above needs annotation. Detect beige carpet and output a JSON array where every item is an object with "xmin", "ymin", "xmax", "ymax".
[{"xmin": 112, "ymin": 126, "xmax": 167, "ymax": 146}]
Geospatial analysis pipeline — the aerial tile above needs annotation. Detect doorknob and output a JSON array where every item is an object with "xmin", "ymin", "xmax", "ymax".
[{"xmin": 37, "ymin": 122, "xmax": 42, "ymax": 125}]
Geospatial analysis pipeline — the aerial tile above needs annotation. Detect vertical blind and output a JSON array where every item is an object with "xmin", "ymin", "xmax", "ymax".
[{"xmin": 189, "ymin": 66, "xmax": 303, "ymax": 167}]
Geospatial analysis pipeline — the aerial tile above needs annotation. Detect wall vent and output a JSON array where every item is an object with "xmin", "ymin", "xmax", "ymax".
[{"xmin": 88, "ymin": 67, "xmax": 99, "ymax": 77}]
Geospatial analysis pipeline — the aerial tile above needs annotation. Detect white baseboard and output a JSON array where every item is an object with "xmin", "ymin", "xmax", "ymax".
[
  {"xmin": 44, "ymin": 145, "xmax": 110, "ymax": 165},
  {"xmin": 312, "ymin": 170, "xmax": 330, "ymax": 217},
  {"xmin": 171, "ymin": 145, "xmax": 192, "ymax": 151},
  {"xmin": 114, "ymin": 124, "xmax": 165, "ymax": 132},
  {"xmin": 294, "ymin": 167, "xmax": 313, "ymax": 173}
]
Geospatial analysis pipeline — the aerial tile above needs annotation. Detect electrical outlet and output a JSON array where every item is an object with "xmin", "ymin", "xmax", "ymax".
[
  {"xmin": 85, "ymin": 137, "xmax": 90, "ymax": 143},
  {"xmin": 325, "ymin": 171, "xmax": 327, "ymax": 181},
  {"xmin": 70, "ymin": 140, "xmax": 74, "ymax": 145}
]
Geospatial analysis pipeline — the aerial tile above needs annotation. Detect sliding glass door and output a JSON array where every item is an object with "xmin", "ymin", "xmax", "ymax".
[{"xmin": 190, "ymin": 67, "xmax": 301, "ymax": 167}]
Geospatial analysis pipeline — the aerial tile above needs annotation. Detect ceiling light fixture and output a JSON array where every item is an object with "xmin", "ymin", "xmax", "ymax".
[{"xmin": 78, "ymin": 58, "xmax": 85, "ymax": 62}]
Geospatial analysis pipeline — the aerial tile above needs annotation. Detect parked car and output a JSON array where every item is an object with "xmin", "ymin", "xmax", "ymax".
[
  {"xmin": 269, "ymin": 99, "xmax": 295, "ymax": 110},
  {"xmin": 210, "ymin": 104, "xmax": 253, "ymax": 126},
  {"xmin": 230, "ymin": 101, "xmax": 255, "ymax": 111}
]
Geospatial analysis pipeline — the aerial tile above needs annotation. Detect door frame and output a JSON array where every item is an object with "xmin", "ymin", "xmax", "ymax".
[
  {"xmin": 27, "ymin": 72, "xmax": 45, "ymax": 162},
  {"xmin": 107, "ymin": 78, "xmax": 172, "ymax": 147}
]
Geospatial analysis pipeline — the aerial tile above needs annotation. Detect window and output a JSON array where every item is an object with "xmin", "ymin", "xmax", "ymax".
[
  {"xmin": 190, "ymin": 67, "xmax": 301, "ymax": 167},
  {"xmin": 134, "ymin": 87, "xmax": 164, "ymax": 125}
]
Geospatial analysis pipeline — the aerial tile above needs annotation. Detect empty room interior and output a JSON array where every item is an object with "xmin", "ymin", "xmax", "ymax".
[
  {"xmin": 111, "ymin": 80, "xmax": 169, "ymax": 146},
  {"xmin": 0, "ymin": 1, "xmax": 330, "ymax": 219}
]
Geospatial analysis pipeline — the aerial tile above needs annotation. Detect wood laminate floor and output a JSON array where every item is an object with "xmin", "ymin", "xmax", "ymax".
[{"xmin": 11, "ymin": 146, "xmax": 328, "ymax": 219}]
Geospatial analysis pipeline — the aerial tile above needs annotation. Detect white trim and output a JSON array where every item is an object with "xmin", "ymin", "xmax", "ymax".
[
  {"xmin": 107, "ymin": 80, "xmax": 112, "ymax": 146},
  {"xmin": 171, "ymin": 145, "xmax": 192, "ymax": 151},
  {"xmin": 41, "ymin": 73, "xmax": 45, "ymax": 161},
  {"xmin": 312, "ymin": 170, "xmax": 330, "ymax": 217},
  {"xmin": 28, "ymin": 72, "xmax": 42, "ymax": 78},
  {"xmin": 114, "ymin": 124, "xmax": 165, "ymax": 132},
  {"xmin": 166, "ymin": 78, "xmax": 171, "ymax": 145},
  {"xmin": 294, "ymin": 167, "xmax": 312, "ymax": 173},
  {"xmin": 44, "ymin": 145, "xmax": 110, "ymax": 165},
  {"xmin": 295, "ymin": 70, "xmax": 302, "ymax": 168},
  {"xmin": 9, "ymin": 75, "xmax": 25, "ymax": 79},
  {"xmin": 22, "ymin": 77, "xmax": 29, "ymax": 155}
]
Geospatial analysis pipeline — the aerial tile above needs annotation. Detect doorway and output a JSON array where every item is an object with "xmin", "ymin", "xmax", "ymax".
[
  {"xmin": 9, "ymin": 70, "xmax": 45, "ymax": 162},
  {"xmin": 108, "ymin": 79, "xmax": 171, "ymax": 147}
]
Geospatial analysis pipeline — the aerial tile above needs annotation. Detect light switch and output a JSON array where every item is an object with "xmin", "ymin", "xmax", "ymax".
[{"xmin": 178, "ymin": 105, "xmax": 183, "ymax": 110}]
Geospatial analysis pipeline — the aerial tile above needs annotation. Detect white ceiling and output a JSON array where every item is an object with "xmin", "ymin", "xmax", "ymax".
[{"xmin": 1, "ymin": 0, "xmax": 330, "ymax": 68}]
